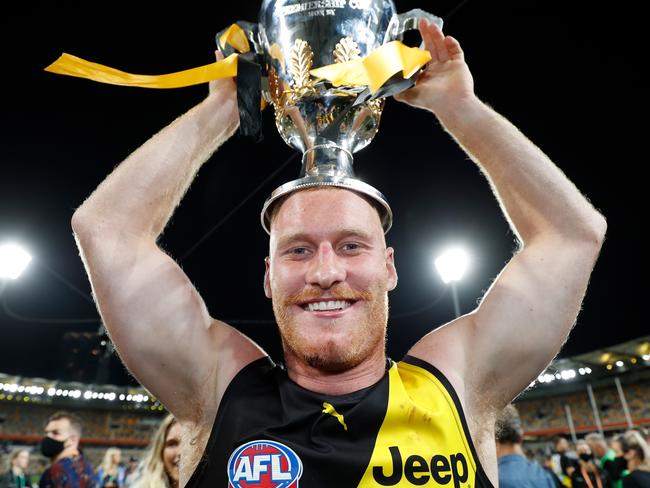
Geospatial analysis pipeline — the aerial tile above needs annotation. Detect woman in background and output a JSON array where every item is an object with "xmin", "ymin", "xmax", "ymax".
[
  {"xmin": 622, "ymin": 431, "xmax": 650, "ymax": 488},
  {"xmin": 96, "ymin": 448, "xmax": 125, "ymax": 488},
  {"xmin": 130, "ymin": 415, "xmax": 179, "ymax": 488},
  {"xmin": 0, "ymin": 449, "xmax": 30, "ymax": 488}
]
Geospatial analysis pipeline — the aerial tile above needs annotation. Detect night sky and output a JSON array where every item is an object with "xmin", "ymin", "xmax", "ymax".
[{"xmin": 0, "ymin": 1, "xmax": 641, "ymax": 386}]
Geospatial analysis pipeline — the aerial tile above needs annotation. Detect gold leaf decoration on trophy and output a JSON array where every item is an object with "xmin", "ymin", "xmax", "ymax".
[
  {"xmin": 289, "ymin": 39, "xmax": 316, "ymax": 101},
  {"xmin": 333, "ymin": 37, "xmax": 361, "ymax": 63},
  {"xmin": 367, "ymin": 98, "xmax": 385, "ymax": 120},
  {"xmin": 333, "ymin": 37, "xmax": 384, "ymax": 120}
]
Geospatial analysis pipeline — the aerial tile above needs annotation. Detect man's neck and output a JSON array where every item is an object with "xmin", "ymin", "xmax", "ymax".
[
  {"xmin": 496, "ymin": 443, "xmax": 524, "ymax": 459},
  {"xmin": 54, "ymin": 447, "xmax": 79, "ymax": 464},
  {"xmin": 11, "ymin": 467, "xmax": 23, "ymax": 476},
  {"xmin": 284, "ymin": 348, "xmax": 387, "ymax": 395}
]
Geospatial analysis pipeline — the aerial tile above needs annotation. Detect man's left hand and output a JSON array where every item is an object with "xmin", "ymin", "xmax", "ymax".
[{"xmin": 394, "ymin": 19, "xmax": 474, "ymax": 114}]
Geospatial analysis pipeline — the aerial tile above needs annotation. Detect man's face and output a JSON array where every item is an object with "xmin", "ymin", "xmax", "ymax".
[
  {"xmin": 586, "ymin": 440, "xmax": 604, "ymax": 457},
  {"xmin": 577, "ymin": 442, "xmax": 592, "ymax": 457},
  {"xmin": 44, "ymin": 418, "xmax": 75, "ymax": 446},
  {"xmin": 265, "ymin": 189, "xmax": 397, "ymax": 373},
  {"xmin": 45, "ymin": 419, "xmax": 72, "ymax": 441},
  {"xmin": 556, "ymin": 438, "xmax": 568, "ymax": 453}
]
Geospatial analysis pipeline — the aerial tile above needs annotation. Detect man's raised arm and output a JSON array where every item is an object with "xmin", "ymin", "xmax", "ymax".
[
  {"xmin": 400, "ymin": 22, "xmax": 606, "ymax": 410},
  {"xmin": 71, "ymin": 63, "xmax": 266, "ymax": 422}
]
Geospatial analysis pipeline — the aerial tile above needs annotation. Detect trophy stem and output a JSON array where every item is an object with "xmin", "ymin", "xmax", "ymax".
[{"xmin": 300, "ymin": 142, "xmax": 354, "ymax": 178}]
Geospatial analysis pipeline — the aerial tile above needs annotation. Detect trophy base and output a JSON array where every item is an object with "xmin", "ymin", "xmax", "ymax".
[{"xmin": 260, "ymin": 171, "xmax": 392, "ymax": 235}]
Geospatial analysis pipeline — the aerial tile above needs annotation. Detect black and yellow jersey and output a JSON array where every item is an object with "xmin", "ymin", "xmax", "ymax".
[{"xmin": 186, "ymin": 355, "xmax": 494, "ymax": 487}]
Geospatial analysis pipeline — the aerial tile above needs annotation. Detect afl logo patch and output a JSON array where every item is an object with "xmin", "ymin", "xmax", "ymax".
[{"xmin": 227, "ymin": 440, "xmax": 303, "ymax": 487}]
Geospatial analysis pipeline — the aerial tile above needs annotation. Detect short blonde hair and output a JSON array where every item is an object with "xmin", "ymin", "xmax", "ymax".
[{"xmin": 267, "ymin": 187, "xmax": 385, "ymax": 232}]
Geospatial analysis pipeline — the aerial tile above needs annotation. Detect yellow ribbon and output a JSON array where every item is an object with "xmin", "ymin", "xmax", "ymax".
[
  {"xmin": 44, "ymin": 24, "xmax": 430, "ymax": 95},
  {"xmin": 44, "ymin": 52, "xmax": 239, "ymax": 89},
  {"xmin": 218, "ymin": 23, "xmax": 251, "ymax": 53},
  {"xmin": 310, "ymin": 41, "xmax": 431, "ymax": 94}
]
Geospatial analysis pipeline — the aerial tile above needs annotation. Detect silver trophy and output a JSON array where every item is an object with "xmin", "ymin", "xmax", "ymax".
[{"xmin": 217, "ymin": 1, "xmax": 442, "ymax": 233}]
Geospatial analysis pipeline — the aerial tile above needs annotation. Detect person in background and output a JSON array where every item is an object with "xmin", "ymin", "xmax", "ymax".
[
  {"xmin": 496, "ymin": 404, "xmax": 557, "ymax": 488},
  {"xmin": 28, "ymin": 459, "xmax": 47, "ymax": 488},
  {"xmin": 122, "ymin": 457, "xmax": 139, "ymax": 488},
  {"xmin": 571, "ymin": 440, "xmax": 612, "ymax": 488},
  {"xmin": 587, "ymin": 433, "xmax": 624, "ymax": 488},
  {"xmin": 130, "ymin": 416, "xmax": 179, "ymax": 488},
  {"xmin": 542, "ymin": 454, "xmax": 565, "ymax": 488},
  {"xmin": 0, "ymin": 449, "xmax": 30, "ymax": 488},
  {"xmin": 622, "ymin": 430, "xmax": 650, "ymax": 488},
  {"xmin": 612, "ymin": 434, "xmax": 631, "ymax": 482},
  {"xmin": 552, "ymin": 436, "xmax": 578, "ymax": 487},
  {"xmin": 95, "ymin": 448, "xmax": 125, "ymax": 488},
  {"xmin": 38, "ymin": 411, "xmax": 95, "ymax": 488}
]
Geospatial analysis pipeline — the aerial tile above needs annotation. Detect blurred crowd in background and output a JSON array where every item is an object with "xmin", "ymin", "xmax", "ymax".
[
  {"xmin": 1, "ymin": 387, "xmax": 649, "ymax": 487},
  {"xmin": 495, "ymin": 405, "xmax": 650, "ymax": 488},
  {"xmin": 0, "ymin": 413, "xmax": 179, "ymax": 488}
]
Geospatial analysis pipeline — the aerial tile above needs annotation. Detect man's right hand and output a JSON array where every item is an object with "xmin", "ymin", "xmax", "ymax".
[{"xmin": 209, "ymin": 50, "xmax": 238, "ymax": 101}]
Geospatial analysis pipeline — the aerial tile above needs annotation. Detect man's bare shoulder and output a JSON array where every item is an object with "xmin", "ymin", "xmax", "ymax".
[
  {"xmin": 406, "ymin": 315, "xmax": 473, "ymax": 400},
  {"xmin": 212, "ymin": 321, "xmax": 269, "ymax": 403},
  {"xmin": 405, "ymin": 316, "xmax": 499, "ymax": 485},
  {"xmin": 171, "ymin": 320, "xmax": 267, "ymax": 424},
  {"xmin": 177, "ymin": 322, "xmax": 268, "ymax": 486}
]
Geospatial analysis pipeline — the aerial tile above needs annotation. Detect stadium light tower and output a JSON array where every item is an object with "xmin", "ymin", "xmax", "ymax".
[
  {"xmin": 434, "ymin": 246, "xmax": 470, "ymax": 318},
  {"xmin": 0, "ymin": 243, "xmax": 32, "ymax": 281}
]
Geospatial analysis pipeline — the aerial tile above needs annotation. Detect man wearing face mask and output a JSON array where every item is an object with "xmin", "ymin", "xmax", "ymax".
[
  {"xmin": 571, "ymin": 440, "xmax": 613, "ymax": 488},
  {"xmin": 38, "ymin": 412, "xmax": 96, "ymax": 488}
]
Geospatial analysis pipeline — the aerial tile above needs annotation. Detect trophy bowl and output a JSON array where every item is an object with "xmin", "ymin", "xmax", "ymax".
[{"xmin": 217, "ymin": 1, "xmax": 442, "ymax": 233}]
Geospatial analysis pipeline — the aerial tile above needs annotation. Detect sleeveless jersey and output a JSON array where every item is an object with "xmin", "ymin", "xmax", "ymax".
[{"xmin": 186, "ymin": 355, "xmax": 494, "ymax": 487}]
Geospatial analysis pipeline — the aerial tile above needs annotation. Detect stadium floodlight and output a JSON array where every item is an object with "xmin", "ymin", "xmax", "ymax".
[
  {"xmin": 434, "ymin": 247, "xmax": 470, "ymax": 284},
  {"xmin": 435, "ymin": 246, "xmax": 471, "ymax": 318},
  {"xmin": 0, "ymin": 243, "xmax": 32, "ymax": 280}
]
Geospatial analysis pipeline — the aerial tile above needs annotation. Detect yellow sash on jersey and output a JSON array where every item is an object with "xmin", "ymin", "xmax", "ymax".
[{"xmin": 356, "ymin": 360, "xmax": 479, "ymax": 487}]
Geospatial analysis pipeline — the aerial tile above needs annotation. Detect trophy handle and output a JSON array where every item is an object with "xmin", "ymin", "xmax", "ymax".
[
  {"xmin": 215, "ymin": 21, "xmax": 261, "ymax": 56},
  {"xmin": 388, "ymin": 9, "xmax": 443, "ymax": 43}
]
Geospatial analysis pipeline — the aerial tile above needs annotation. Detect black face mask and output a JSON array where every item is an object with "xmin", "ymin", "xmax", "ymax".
[
  {"xmin": 613, "ymin": 456, "xmax": 628, "ymax": 471},
  {"xmin": 40, "ymin": 436, "xmax": 66, "ymax": 458},
  {"xmin": 579, "ymin": 453, "xmax": 594, "ymax": 463}
]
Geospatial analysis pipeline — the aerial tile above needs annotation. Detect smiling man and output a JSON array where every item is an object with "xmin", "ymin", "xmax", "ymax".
[
  {"xmin": 266, "ymin": 188, "xmax": 397, "ymax": 382},
  {"xmin": 71, "ymin": 20, "xmax": 606, "ymax": 488}
]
